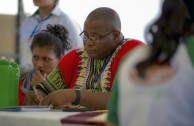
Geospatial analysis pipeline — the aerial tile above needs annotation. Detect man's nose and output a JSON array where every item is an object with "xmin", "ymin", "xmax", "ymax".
[{"xmin": 84, "ymin": 39, "xmax": 95, "ymax": 46}]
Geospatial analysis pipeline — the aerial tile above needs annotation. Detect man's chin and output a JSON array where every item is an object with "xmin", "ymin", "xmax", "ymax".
[{"xmin": 88, "ymin": 54, "xmax": 98, "ymax": 59}]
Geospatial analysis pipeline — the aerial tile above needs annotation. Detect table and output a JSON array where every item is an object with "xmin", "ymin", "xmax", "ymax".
[{"xmin": 0, "ymin": 111, "xmax": 84, "ymax": 126}]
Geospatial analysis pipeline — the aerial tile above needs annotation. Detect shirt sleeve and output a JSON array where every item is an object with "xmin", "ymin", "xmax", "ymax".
[
  {"xmin": 37, "ymin": 66, "xmax": 65, "ymax": 94},
  {"xmin": 107, "ymin": 74, "xmax": 119, "ymax": 125}
]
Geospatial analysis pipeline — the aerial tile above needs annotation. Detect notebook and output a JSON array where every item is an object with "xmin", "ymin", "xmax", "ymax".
[
  {"xmin": 0, "ymin": 106, "xmax": 51, "ymax": 112},
  {"xmin": 87, "ymin": 112, "xmax": 107, "ymax": 124},
  {"xmin": 61, "ymin": 111, "xmax": 107, "ymax": 125}
]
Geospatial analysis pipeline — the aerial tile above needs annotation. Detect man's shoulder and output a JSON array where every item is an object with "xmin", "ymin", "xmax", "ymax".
[
  {"xmin": 119, "ymin": 38, "xmax": 144, "ymax": 52},
  {"xmin": 124, "ymin": 38, "xmax": 144, "ymax": 46},
  {"xmin": 64, "ymin": 48, "xmax": 80, "ymax": 57},
  {"xmin": 59, "ymin": 48, "xmax": 80, "ymax": 65},
  {"xmin": 112, "ymin": 39, "xmax": 144, "ymax": 65}
]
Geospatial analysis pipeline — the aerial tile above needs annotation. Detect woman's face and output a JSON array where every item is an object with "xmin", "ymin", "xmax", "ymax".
[{"xmin": 32, "ymin": 46, "xmax": 60, "ymax": 75}]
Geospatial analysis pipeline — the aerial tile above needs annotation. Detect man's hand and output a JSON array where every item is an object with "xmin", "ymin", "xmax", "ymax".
[
  {"xmin": 41, "ymin": 89, "xmax": 75, "ymax": 109},
  {"xmin": 41, "ymin": 90, "xmax": 110, "ymax": 110}
]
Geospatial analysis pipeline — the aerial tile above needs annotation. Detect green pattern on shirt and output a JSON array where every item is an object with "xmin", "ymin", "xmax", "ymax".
[
  {"xmin": 107, "ymin": 77, "xmax": 119, "ymax": 124},
  {"xmin": 107, "ymin": 49, "xmax": 135, "ymax": 125},
  {"xmin": 107, "ymin": 37, "xmax": 194, "ymax": 125},
  {"xmin": 39, "ymin": 67, "xmax": 65, "ymax": 94},
  {"xmin": 185, "ymin": 36, "xmax": 194, "ymax": 67}
]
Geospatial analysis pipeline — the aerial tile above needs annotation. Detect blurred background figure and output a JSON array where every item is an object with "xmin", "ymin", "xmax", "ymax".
[
  {"xmin": 19, "ymin": 24, "xmax": 68, "ymax": 106},
  {"xmin": 107, "ymin": 0, "xmax": 194, "ymax": 126},
  {"xmin": 19, "ymin": 0, "xmax": 82, "ymax": 68}
]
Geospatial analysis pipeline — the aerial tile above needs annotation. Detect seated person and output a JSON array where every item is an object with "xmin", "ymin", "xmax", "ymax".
[
  {"xmin": 107, "ymin": 0, "xmax": 194, "ymax": 125},
  {"xmin": 24, "ymin": 7, "xmax": 144, "ymax": 110},
  {"xmin": 19, "ymin": 24, "xmax": 69, "ymax": 105}
]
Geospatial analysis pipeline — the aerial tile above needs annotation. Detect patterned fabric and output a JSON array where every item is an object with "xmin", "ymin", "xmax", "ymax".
[
  {"xmin": 20, "ymin": 70, "xmax": 34, "ymax": 93},
  {"xmin": 75, "ymin": 39, "xmax": 128, "ymax": 92},
  {"xmin": 39, "ymin": 67, "xmax": 65, "ymax": 94},
  {"xmin": 37, "ymin": 38, "xmax": 143, "ymax": 94},
  {"xmin": 19, "ymin": 69, "xmax": 34, "ymax": 105}
]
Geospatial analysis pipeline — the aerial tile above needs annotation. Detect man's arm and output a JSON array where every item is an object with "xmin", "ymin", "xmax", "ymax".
[
  {"xmin": 80, "ymin": 90, "xmax": 110, "ymax": 110},
  {"xmin": 41, "ymin": 89, "xmax": 110, "ymax": 110}
]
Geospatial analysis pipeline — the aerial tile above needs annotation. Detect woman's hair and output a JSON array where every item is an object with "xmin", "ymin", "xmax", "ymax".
[
  {"xmin": 30, "ymin": 24, "xmax": 70, "ymax": 58},
  {"xmin": 136, "ymin": 0, "xmax": 194, "ymax": 77}
]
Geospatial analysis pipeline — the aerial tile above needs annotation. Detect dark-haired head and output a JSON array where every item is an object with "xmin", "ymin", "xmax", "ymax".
[
  {"xmin": 31, "ymin": 32, "xmax": 62, "ymax": 59},
  {"xmin": 184, "ymin": 0, "xmax": 194, "ymax": 22},
  {"xmin": 31, "ymin": 24, "xmax": 70, "ymax": 58},
  {"xmin": 136, "ymin": 0, "xmax": 194, "ymax": 77},
  {"xmin": 46, "ymin": 24, "xmax": 71, "ymax": 51}
]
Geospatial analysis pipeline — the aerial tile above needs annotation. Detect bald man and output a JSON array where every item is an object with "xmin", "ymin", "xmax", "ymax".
[{"xmin": 24, "ymin": 7, "xmax": 143, "ymax": 110}]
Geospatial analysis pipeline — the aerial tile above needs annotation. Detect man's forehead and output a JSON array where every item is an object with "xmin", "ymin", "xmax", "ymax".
[
  {"xmin": 84, "ymin": 19, "xmax": 110, "ymax": 31},
  {"xmin": 85, "ymin": 18, "xmax": 106, "ymax": 24}
]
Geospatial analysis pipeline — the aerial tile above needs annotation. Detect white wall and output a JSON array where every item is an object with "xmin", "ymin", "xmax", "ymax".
[
  {"xmin": 0, "ymin": 0, "xmax": 162, "ymax": 43},
  {"xmin": 59, "ymin": 0, "xmax": 161, "ymax": 43}
]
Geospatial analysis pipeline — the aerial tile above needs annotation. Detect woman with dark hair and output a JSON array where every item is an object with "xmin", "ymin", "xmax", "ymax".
[
  {"xmin": 19, "ymin": 24, "xmax": 69, "ymax": 106},
  {"xmin": 107, "ymin": 0, "xmax": 194, "ymax": 125}
]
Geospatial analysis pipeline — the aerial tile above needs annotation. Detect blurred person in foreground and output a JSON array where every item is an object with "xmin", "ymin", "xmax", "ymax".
[
  {"xmin": 19, "ymin": 24, "xmax": 69, "ymax": 105},
  {"xmin": 107, "ymin": 0, "xmax": 194, "ymax": 125},
  {"xmin": 20, "ymin": 0, "xmax": 82, "ymax": 68},
  {"xmin": 24, "ymin": 7, "xmax": 143, "ymax": 110}
]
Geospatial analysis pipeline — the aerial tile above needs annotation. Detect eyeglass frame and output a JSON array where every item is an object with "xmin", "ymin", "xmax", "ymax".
[{"xmin": 79, "ymin": 31, "xmax": 117, "ymax": 43}]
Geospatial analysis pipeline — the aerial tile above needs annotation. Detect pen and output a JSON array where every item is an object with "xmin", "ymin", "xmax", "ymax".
[{"xmin": 32, "ymin": 86, "xmax": 41, "ymax": 101}]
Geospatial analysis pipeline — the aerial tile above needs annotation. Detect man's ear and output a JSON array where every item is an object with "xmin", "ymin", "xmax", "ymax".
[{"xmin": 112, "ymin": 31, "xmax": 120, "ymax": 43}]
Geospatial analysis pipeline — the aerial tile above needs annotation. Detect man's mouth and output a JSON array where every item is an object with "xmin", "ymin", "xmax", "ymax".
[{"xmin": 86, "ymin": 50, "xmax": 96, "ymax": 53}]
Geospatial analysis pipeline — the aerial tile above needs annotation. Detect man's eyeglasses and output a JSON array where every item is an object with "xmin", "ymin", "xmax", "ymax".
[{"xmin": 79, "ymin": 31, "xmax": 113, "ymax": 43}]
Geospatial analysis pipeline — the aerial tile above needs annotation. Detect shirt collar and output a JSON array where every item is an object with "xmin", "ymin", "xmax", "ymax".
[{"xmin": 31, "ymin": 4, "xmax": 62, "ymax": 17}]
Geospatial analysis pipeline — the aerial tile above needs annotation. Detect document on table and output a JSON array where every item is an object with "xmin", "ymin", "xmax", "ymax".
[
  {"xmin": 61, "ymin": 110, "xmax": 107, "ymax": 125},
  {"xmin": 87, "ymin": 112, "xmax": 107, "ymax": 123},
  {"xmin": 0, "ymin": 106, "xmax": 51, "ymax": 112}
]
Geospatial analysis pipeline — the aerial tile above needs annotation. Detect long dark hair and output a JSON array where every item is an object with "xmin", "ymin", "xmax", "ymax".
[{"xmin": 136, "ymin": 0, "xmax": 193, "ymax": 77}]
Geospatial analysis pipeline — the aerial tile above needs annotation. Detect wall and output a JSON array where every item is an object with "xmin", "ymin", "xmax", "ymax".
[{"xmin": 0, "ymin": 14, "xmax": 16, "ymax": 60}]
